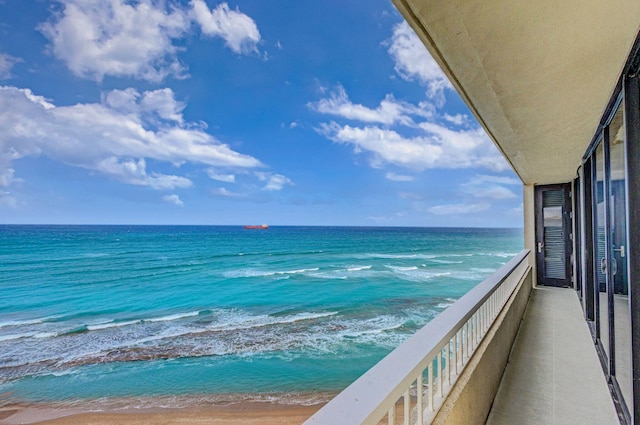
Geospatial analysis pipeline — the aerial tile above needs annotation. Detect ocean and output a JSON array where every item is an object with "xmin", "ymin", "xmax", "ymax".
[{"xmin": 0, "ymin": 225, "xmax": 522, "ymax": 409}]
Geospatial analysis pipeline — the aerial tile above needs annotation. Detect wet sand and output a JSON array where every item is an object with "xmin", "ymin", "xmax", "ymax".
[{"xmin": 0, "ymin": 401, "xmax": 324, "ymax": 425}]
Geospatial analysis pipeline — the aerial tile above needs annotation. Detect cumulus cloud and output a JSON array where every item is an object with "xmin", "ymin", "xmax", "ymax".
[
  {"xmin": 387, "ymin": 21, "xmax": 452, "ymax": 102},
  {"xmin": 191, "ymin": 1, "xmax": 261, "ymax": 54},
  {"xmin": 255, "ymin": 172, "xmax": 293, "ymax": 191},
  {"xmin": 444, "ymin": 113, "xmax": 468, "ymax": 126},
  {"xmin": 212, "ymin": 187, "xmax": 245, "ymax": 197},
  {"xmin": 162, "ymin": 193, "xmax": 184, "ymax": 206},
  {"xmin": 308, "ymin": 85, "xmax": 432, "ymax": 126},
  {"xmin": 472, "ymin": 186, "xmax": 517, "ymax": 200},
  {"xmin": 0, "ymin": 85, "xmax": 261, "ymax": 191},
  {"xmin": 0, "ymin": 54, "xmax": 21, "ymax": 80},
  {"xmin": 95, "ymin": 157, "xmax": 192, "ymax": 189},
  {"xmin": 206, "ymin": 169, "xmax": 236, "ymax": 183},
  {"xmin": 102, "ymin": 87, "xmax": 185, "ymax": 124},
  {"xmin": 40, "ymin": 0, "xmax": 190, "ymax": 82},
  {"xmin": 385, "ymin": 172, "xmax": 414, "ymax": 182},
  {"xmin": 317, "ymin": 122, "xmax": 507, "ymax": 172},
  {"xmin": 460, "ymin": 174, "xmax": 521, "ymax": 199},
  {"xmin": 473, "ymin": 174, "xmax": 521, "ymax": 185},
  {"xmin": 428, "ymin": 202, "xmax": 490, "ymax": 215},
  {"xmin": 38, "ymin": 0, "xmax": 262, "ymax": 82}
]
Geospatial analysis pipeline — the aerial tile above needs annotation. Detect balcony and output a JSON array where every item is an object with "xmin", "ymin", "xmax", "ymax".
[{"xmin": 304, "ymin": 250, "xmax": 619, "ymax": 424}]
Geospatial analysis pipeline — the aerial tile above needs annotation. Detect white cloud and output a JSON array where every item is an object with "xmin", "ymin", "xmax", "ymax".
[
  {"xmin": 428, "ymin": 202, "xmax": 490, "ymax": 215},
  {"xmin": 308, "ymin": 85, "xmax": 432, "ymax": 125},
  {"xmin": 472, "ymin": 174, "xmax": 521, "ymax": 185},
  {"xmin": 0, "ymin": 54, "xmax": 21, "ymax": 80},
  {"xmin": 460, "ymin": 174, "xmax": 521, "ymax": 199},
  {"xmin": 387, "ymin": 21, "xmax": 452, "ymax": 102},
  {"xmin": 103, "ymin": 88, "xmax": 185, "ymax": 124},
  {"xmin": 318, "ymin": 122, "xmax": 508, "ymax": 172},
  {"xmin": 191, "ymin": 1, "xmax": 261, "ymax": 54},
  {"xmin": 311, "ymin": 85, "xmax": 508, "ymax": 173},
  {"xmin": 95, "ymin": 157, "xmax": 192, "ymax": 189},
  {"xmin": 206, "ymin": 169, "xmax": 236, "ymax": 183},
  {"xmin": 162, "ymin": 193, "xmax": 184, "ymax": 206},
  {"xmin": 38, "ymin": 0, "xmax": 262, "ymax": 82},
  {"xmin": 40, "ymin": 0, "xmax": 190, "ymax": 82},
  {"xmin": 0, "ymin": 86, "xmax": 262, "ymax": 190},
  {"xmin": 444, "ymin": 113, "xmax": 467, "ymax": 126},
  {"xmin": 472, "ymin": 186, "xmax": 517, "ymax": 199},
  {"xmin": 212, "ymin": 187, "xmax": 245, "ymax": 197},
  {"xmin": 255, "ymin": 172, "xmax": 293, "ymax": 191},
  {"xmin": 385, "ymin": 172, "xmax": 414, "ymax": 182}
]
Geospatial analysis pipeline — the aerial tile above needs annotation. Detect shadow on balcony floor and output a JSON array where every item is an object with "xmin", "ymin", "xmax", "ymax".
[{"xmin": 486, "ymin": 286, "xmax": 618, "ymax": 425}]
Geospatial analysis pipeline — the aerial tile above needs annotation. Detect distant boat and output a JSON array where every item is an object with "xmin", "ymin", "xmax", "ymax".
[{"xmin": 243, "ymin": 224, "xmax": 268, "ymax": 230}]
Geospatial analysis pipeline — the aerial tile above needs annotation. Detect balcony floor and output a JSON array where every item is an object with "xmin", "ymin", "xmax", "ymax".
[{"xmin": 486, "ymin": 286, "xmax": 619, "ymax": 425}]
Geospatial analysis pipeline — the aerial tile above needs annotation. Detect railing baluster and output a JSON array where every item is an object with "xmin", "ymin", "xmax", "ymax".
[
  {"xmin": 437, "ymin": 347, "xmax": 443, "ymax": 397},
  {"xmin": 454, "ymin": 330, "xmax": 459, "ymax": 374},
  {"xmin": 466, "ymin": 321, "xmax": 470, "ymax": 358},
  {"xmin": 302, "ymin": 252, "xmax": 529, "ymax": 425},
  {"xmin": 404, "ymin": 389, "xmax": 410, "ymax": 425},
  {"xmin": 428, "ymin": 363, "xmax": 434, "ymax": 412},
  {"xmin": 417, "ymin": 373, "xmax": 424, "ymax": 425},
  {"xmin": 445, "ymin": 340, "xmax": 451, "ymax": 386},
  {"xmin": 472, "ymin": 313, "xmax": 476, "ymax": 348},
  {"xmin": 483, "ymin": 303, "xmax": 487, "ymax": 332}
]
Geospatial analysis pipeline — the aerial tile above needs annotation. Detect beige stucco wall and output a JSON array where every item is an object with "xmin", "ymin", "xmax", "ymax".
[
  {"xmin": 431, "ymin": 268, "xmax": 533, "ymax": 425},
  {"xmin": 523, "ymin": 184, "xmax": 536, "ymax": 285}
]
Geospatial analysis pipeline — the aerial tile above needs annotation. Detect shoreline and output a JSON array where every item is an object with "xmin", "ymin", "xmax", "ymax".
[{"xmin": 0, "ymin": 399, "xmax": 327, "ymax": 425}]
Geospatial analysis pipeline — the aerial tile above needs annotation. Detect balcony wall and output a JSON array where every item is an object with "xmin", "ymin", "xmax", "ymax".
[{"xmin": 432, "ymin": 267, "xmax": 532, "ymax": 425}]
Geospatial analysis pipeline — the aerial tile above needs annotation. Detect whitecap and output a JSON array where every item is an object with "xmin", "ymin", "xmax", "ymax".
[
  {"xmin": 430, "ymin": 259, "xmax": 464, "ymax": 264},
  {"xmin": 0, "ymin": 332, "xmax": 37, "ymax": 342},
  {"xmin": 387, "ymin": 266, "xmax": 452, "ymax": 281},
  {"xmin": 223, "ymin": 267, "xmax": 319, "ymax": 278},
  {"xmin": 33, "ymin": 331, "xmax": 59, "ymax": 339},
  {"xmin": 209, "ymin": 311, "xmax": 339, "ymax": 332},
  {"xmin": 145, "ymin": 311, "xmax": 200, "ymax": 323},
  {"xmin": 307, "ymin": 272, "xmax": 348, "ymax": 280},
  {"xmin": 0, "ymin": 315, "xmax": 59, "ymax": 329},
  {"xmin": 87, "ymin": 320, "xmax": 141, "ymax": 331},
  {"xmin": 274, "ymin": 267, "xmax": 320, "ymax": 275},
  {"xmin": 346, "ymin": 265, "xmax": 372, "ymax": 272},
  {"xmin": 470, "ymin": 267, "xmax": 497, "ymax": 273},
  {"xmin": 385, "ymin": 265, "xmax": 419, "ymax": 271}
]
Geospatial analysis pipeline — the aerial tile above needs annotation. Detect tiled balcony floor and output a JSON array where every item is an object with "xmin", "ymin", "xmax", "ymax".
[{"xmin": 486, "ymin": 286, "xmax": 619, "ymax": 425}]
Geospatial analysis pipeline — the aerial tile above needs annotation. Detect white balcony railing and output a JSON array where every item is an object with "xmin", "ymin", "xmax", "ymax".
[{"xmin": 304, "ymin": 249, "xmax": 530, "ymax": 425}]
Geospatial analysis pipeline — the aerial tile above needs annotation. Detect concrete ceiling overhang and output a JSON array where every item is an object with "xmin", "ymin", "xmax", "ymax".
[{"xmin": 393, "ymin": 0, "xmax": 640, "ymax": 185}]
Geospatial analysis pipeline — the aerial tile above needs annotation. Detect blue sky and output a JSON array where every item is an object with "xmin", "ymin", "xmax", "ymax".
[{"xmin": 0, "ymin": 0, "xmax": 523, "ymax": 227}]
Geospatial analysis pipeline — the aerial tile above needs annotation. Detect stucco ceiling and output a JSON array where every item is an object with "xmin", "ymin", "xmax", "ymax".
[{"xmin": 393, "ymin": 0, "xmax": 640, "ymax": 185}]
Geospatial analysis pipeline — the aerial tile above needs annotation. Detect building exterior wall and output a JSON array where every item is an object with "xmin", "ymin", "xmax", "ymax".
[{"xmin": 523, "ymin": 184, "xmax": 537, "ymax": 284}]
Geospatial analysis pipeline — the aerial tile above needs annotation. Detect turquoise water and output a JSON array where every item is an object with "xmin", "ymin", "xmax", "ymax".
[{"xmin": 0, "ymin": 225, "xmax": 522, "ymax": 407}]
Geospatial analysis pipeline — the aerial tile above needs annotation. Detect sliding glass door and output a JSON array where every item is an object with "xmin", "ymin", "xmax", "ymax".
[{"xmin": 589, "ymin": 99, "xmax": 631, "ymax": 417}]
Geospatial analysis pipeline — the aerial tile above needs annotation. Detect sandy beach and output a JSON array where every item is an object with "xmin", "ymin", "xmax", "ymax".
[{"xmin": 0, "ymin": 401, "xmax": 324, "ymax": 425}]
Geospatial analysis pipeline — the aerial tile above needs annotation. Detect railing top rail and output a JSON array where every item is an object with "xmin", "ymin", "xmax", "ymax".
[{"xmin": 304, "ymin": 249, "xmax": 530, "ymax": 425}]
